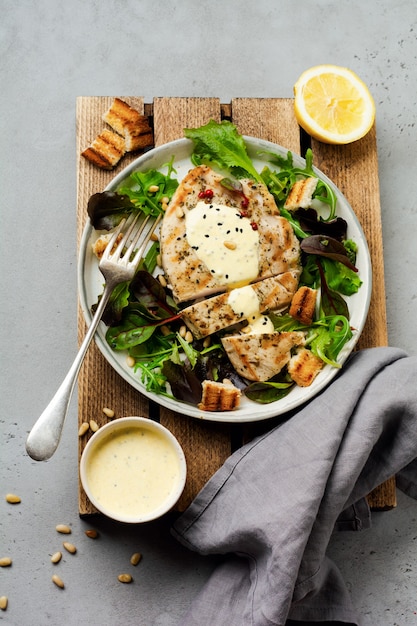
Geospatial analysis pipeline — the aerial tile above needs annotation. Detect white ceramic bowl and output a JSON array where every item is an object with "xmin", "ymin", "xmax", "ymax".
[{"xmin": 80, "ymin": 417, "xmax": 187, "ymax": 523}]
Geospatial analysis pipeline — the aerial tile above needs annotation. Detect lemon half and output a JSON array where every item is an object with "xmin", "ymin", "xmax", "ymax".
[{"xmin": 294, "ymin": 65, "xmax": 376, "ymax": 144}]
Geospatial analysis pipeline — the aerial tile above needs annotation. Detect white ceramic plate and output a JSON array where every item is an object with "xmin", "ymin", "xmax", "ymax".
[{"xmin": 78, "ymin": 137, "xmax": 372, "ymax": 423}]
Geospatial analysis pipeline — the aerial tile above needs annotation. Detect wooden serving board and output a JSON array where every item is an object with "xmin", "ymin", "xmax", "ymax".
[{"xmin": 76, "ymin": 97, "xmax": 393, "ymax": 516}]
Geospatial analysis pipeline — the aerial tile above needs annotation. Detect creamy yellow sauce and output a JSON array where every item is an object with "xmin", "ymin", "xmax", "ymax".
[
  {"xmin": 228, "ymin": 285, "xmax": 274, "ymax": 334},
  {"xmin": 85, "ymin": 426, "xmax": 182, "ymax": 518},
  {"xmin": 185, "ymin": 201, "xmax": 259, "ymax": 286}
]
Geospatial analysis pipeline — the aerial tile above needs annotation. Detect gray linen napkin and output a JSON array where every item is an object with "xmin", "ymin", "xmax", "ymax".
[{"xmin": 172, "ymin": 347, "xmax": 417, "ymax": 626}]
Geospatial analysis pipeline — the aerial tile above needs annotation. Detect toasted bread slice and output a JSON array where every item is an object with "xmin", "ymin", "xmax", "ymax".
[
  {"xmin": 289, "ymin": 286, "xmax": 317, "ymax": 325},
  {"xmin": 103, "ymin": 98, "xmax": 153, "ymax": 152},
  {"xmin": 288, "ymin": 348, "xmax": 324, "ymax": 386},
  {"xmin": 284, "ymin": 177, "xmax": 318, "ymax": 210},
  {"xmin": 81, "ymin": 129, "xmax": 126, "ymax": 170},
  {"xmin": 198, "ymin": 379, "xmax": 241, "ymax": 411}
]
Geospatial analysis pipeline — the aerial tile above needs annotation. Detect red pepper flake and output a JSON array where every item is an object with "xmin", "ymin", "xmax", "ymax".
[
  {"xmin": 241, "ymin": 195, "xmax": 249, "ymax": 209},
  {"xmin": 250, "ymin": 221, "xmax": 258, "ymax": 230},
  {"xmin": 240, "ymin": 210, "xmax": 248, "ymax": 218},
  {"xmin": 198, "ymin": 189, "xmax": 214, "ymax": 200}
]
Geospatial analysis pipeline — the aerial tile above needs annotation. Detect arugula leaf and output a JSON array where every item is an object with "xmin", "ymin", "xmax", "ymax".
[
  {"xmin": 87, "ymin": 160, "xmax": 178, "ymax": 230},
  {"xmin": 184, "ymin": 119, "xmax": 262, "ymax": 183},
  {"xmin": 176, "ymin": 333, "xmax": 199, "ymax": 368},
  {"xmin": 118, "ymin": 161, "xmax": 178, "ymax": 217},
  {"xmin": 261, "ymin": 148, "xmax": 337, "ymax": 220},
  {"xmin": 271, "ymin": 313, "xmax": 353, "ymax": 367},
  {"xmin": 306, "ymin": 316, "xmax": 353, "ymax": 367}
]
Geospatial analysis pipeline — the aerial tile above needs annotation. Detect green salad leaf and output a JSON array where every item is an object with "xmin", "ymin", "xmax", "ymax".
[
  {"xmin": 271, "ymin": 313, "xmax": 353, "ymax": 368},
  {"xmin": 261, "ymin": 148, "xmax": 337, "ymax": 220},
  {"xmin": 184, "ymin": 119, "xmax": 263, "ymax": 183},
  {"xmin": 118, "ymin": 158, "xmax": 179, "ymax": 216}
]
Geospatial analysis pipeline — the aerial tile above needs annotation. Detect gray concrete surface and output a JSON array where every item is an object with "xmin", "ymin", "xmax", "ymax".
[{"xmin": 1, "ymin": 1, "xmax": 416, "ymax": 624}]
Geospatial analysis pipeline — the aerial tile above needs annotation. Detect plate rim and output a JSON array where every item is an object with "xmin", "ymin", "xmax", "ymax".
[{"xmin": 78, "ymin": 136, "xmax": 372, "ymax": 423}]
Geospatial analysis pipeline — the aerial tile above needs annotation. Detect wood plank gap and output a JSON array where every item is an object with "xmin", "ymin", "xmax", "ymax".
[
  {"xmin": 299, "ymin": 127, "xmax": 312, "ymax": 157},
  {"xmin": 221, "ymin": 102, "xmax": 232, "ymax": 120}
]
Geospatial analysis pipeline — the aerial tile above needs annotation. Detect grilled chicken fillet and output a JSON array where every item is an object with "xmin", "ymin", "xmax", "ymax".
[
  {"xmin": 160, "ymin": 165, "xmax": 301, "ymax": 303},
  {"xmin": 221, "ymin": 331, "xmax": 305, "ymax": 382},
  {"xmin": 181, "ymin": 271, "xmax": 300, "ymax": 339}
]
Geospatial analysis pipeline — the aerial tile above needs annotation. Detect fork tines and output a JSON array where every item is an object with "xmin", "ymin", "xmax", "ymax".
[{"xmin": 104, "ymin": 212, "xmax": 161, "ymax": 268}]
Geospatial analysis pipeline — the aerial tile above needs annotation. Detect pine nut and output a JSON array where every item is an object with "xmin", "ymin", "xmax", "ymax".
[
  {"xmin": 52, "ymin": 574, "xmax": 65, "ymax": 589},
  {"xmin": 0, "ymin": 557, "xmax": 12, "ymax": 567},
  {"xmin": 51, "ymin": 551, "xmax": 62, "ymax": 564},
  {"xmin": 185, "ymin": 331, "xmax": 193, "ymax": 343},
  {"xmin": 203, "ymin": 337, "xmax": 211, "ymax": 348},
  {"xmin": 118, "ymin": 573, "xmax": 133, "ymax": 584},
  {"xmin": 158, "ymin": 273, "xmax": 167, "ymax": 287},
  {"xmin": 56, "ymin": 524, "xmax": 71, "ymax": 534},
  {"xmin": 148, "ymin": 184, "xmax": 159, "ymax": 193},
  {"xmin": 130, "ymin": 552, "xmax": 142, "ymax": 566},
  {"xmin": 85, "ymin": 529, "xmax": 99, "ymax": 539},
  {"xmin": 162, "ymin": 196, "xmax": 170, "ymax": 204},
  {"xmin": 5, "ymin": 493, "xmax": 21, "ymax": 504},
  {"xmin": 160, "ymin": 324, "xmax": 171, "ymax": 336},
  {"xmin": 78, "ymin": 422, "xmax": 89, "ymax": 436},
  {"xmin": 150, "ymin": 231, "xmax": 159, "ymax": 242},
  {"xmin": 63, "ymin": 542, "xmax": 77, "ymax": 554},
  {"xmin": 126, "ymin": 355, "xmax": 135, "ymax": 367},
  {"xmin": 175, "ymin": 206, "xmax": 184, "ymax": 218},
  {"xmin": 224, "ymin": 241, "xmax": 236, "ymax": 250},
  {"xmin": 0, "ymin": 596, "xmax": 8, "ymax": 611},
  {"xmin": 89, "ymin": 419, "xmax": 99, "ymax": 432},
  {"xmin": 156, "ymin": 253, "xmax": 162, "ymax": 267},
  {"xmin": 179, "ymin": 325, "xmax": 187, "ymax": 338},
  {"xmin": 102, "ymin": 407, "xmax": 114, "ymax": 418}
]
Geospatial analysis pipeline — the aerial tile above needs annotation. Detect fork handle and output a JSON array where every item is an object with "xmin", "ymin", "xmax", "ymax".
[{"xmin": 25, "ymin": 282, "xmax": 115, "ymax": 461}]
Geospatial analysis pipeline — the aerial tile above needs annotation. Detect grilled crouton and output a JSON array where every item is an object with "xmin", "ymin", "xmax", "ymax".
[
  {"xmin": 103, "ymin": 98, "xmax": 153, "ymax": 152},
  {"xmin": 289, "ymin": 286, "xmax": 317, "ymax": 325},
  {"xmin": 92, "ymin": 233, "xmax": 123, "ymax": 259},
  {"xmin": 288, "ymin": 348, "xmax": 324, "ymax": 387},
  {"xmin": 198, "ymin": 379, "xmax": 241, "ymax": 411},
  {"xmin": 81, "ymin": 129, "xmax": 126, "ymax": 170},
  {"xmin": 284, "ymin": 177, "xmax": 318, "ymax": 210}
]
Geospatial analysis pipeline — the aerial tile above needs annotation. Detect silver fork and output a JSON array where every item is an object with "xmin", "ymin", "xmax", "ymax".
[{"xmin": 26, "ymin": 212, "xmax": 162, "ymax": 461}]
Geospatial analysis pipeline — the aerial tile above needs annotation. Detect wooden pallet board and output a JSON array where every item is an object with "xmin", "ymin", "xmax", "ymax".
[{"xmin": 76, "ymin": 97, "xmax": 393, "ymax": 516}]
